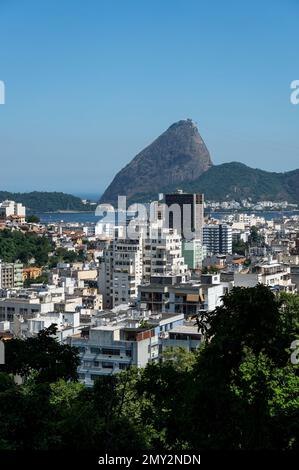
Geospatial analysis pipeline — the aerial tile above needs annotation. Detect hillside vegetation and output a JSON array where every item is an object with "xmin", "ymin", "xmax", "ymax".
[
  {"xmin": 130, "ymin": 163, "xmax": 299, "ymax": 204},
  {"xmin": 0, "ymin": 191, "xmax": 93, "ymax": 212}
]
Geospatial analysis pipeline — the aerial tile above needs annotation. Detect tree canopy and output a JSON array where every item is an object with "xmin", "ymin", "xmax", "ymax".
[
  {"xmin": 0, "ymin": 286, "xmax": 298, "ymax": 451},
  {"xmin": 0, "ymin": 229, "xmax": 52, "ymax": 266}
]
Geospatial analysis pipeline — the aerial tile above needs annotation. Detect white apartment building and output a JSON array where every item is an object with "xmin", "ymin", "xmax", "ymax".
[
  {"xmin": 0, "ymin": 297, "xmax": 54, "ymax": 322},
  {"xmin": 143, "ymin": 227, "xmax": 188, "ymax": 280},
  {"xmin": 69, "ymin": 310, "xmax": 184, "ymax": 386},
  {"xmin": 235, "ymin": 259, "xmax": 295, "ymax": 292},
  {"xmin": 232, "ymin": 213, "xmax": 266, "ymax": 226},
  {"xmin": 98, "ymin": 227, "xmax": 189, "ymax": 309},
  {"xmin": 0, "ymin": 284, "xmax": 83, "ymax": 324},
  {"xmin": 21, "ymin": 311, "xmax": 81, "ymax": 341},
  {"xmin": 99, "ymin": 238, "xmax": 144, "ymax": 308},
  {"xmin": 0, "ymin": 200, "xmax": 26, "ymax": 221},
  {"xmin": 253, "ymin": 260, "xmax": 295, "ymax": 291}
]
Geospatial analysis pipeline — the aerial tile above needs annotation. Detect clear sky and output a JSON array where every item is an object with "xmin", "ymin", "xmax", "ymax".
[{"xmin": 0, "ymin": 0, "xmax": 298, "ymax": 196}]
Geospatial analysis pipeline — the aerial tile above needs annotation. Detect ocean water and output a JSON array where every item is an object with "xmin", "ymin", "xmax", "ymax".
[
  {"xmin": 36, "ymin": 212, "xmax": 102, "ymax": 224},
  {"xmin": 35, "ymin": 210, "xmax": 299, "ymax": 225}
]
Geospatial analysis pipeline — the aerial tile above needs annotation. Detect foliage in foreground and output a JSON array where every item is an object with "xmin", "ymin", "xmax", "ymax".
[{"xmin": 0, "ymin": 285, "xmax": 298, "ymax": 451}]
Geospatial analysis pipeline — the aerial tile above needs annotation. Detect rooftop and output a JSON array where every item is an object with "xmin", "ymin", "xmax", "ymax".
[{"xmin": 169, "ymin": 325, "xmax": 200, "ymax": 336}]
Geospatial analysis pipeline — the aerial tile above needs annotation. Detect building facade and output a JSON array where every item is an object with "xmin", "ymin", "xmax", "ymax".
[
  {"xmin": 164, "ymin": 191, "xmax": 204, "ymax": 241},
  {"xmin": 203, "ymin": 223, "xmax": 232, "ymax": 254},
  {"xmin": 0, "ymin": 262, "xmax": 23, "ymax": 290}
]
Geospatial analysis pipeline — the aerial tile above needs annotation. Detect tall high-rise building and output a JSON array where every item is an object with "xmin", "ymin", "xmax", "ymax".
[
  {"xmin": 98, "ymin": 226, "xmax": 189, "ymax": 308},
  {"xmin": 164, "ymin": 191, "xmax": 204, "ymax": 241},
  {"xmin": 143, "ymin": 226, "xmax": 188, "ymax": 281},
  {"xmin": 98, "ymin": 238, "xmax": 143, "ymax": 308}
]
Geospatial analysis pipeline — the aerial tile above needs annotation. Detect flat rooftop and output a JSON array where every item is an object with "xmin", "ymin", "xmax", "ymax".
[
  {"xmin": 91, "ymin": 324, "xmax": 123, "ymax": 331},
  {"xmin": 169, "ymin": 325, "xmax": 200, "ymax": 336}
]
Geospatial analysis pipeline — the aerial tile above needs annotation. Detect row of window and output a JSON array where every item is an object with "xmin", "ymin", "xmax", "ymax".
[
  {"xmin": 78, "ymin": 364, "xmax": 130, "ymax": 381},
  {"xmin": 0, "ymin": 313, "xmax": 13, "ymax": 321},
  {"xmin": 0, "ymin": 306, "xmax": 39, "ymax": 314},
  {"xmin": 79, "ymin": 346, "xmax": 132, "ymax": 357}
]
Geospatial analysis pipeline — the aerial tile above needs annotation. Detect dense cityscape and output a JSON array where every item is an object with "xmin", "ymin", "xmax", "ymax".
[
  {"xmin": 1, "ymin": 0, "xmax": 298, "ymax": 465},
  {"xmin": 0, "ymin": 193, "xmax": 299, "ymax": 383},
  {"xmin": 1, "ymin": 128, "xmax": 299, "ymax": 459}
]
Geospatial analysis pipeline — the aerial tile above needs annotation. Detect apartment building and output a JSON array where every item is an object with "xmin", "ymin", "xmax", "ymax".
[
  {"xmin": 235, "ymin": 259, "xmax": 296, "ymax": 292},
  {"xmin": 98, "ymin": 238, "xmax": 144, "ymax": 308},
  {"xmin": 0, "ymin": 283, "xmax": 82, "ymax": 323},
  {"xmin": 98, "ymin": 228, "xmax": 188, "ymax": 309},
  {"xmin": 69, "ymin": 309, "xmax": 184, "ymax": 386},
  {"xmin": 0, "ymin": 296, "xmax": 54, "ymax": 322},
  {"xmin": 0, "ymin": 262, "xmax": 23, "ymax": 289},
  {"xmin": 160, "ymin": 324, "xmax": 202, "ymax": 353},
  {"xmin": 203, "ymin": 223, "xmax": 232, "ymax": 254},
  {"xmin": 143, "ymin": 227, "xmax": 188, "ymax": 280},
  {"xmin": 0, "ymin": 200, "xmax": 26, "ymax": 222},
  {"xmin": 139, "ymin": 273, "xmax": 230, "ymax": 317},
  {"xmin": 182, "ymin": 239, "xmax": 207, "ymax": 269},
  {"xmin": 163, "ymin": 191, "xmax": 204, "ymax": 241}
]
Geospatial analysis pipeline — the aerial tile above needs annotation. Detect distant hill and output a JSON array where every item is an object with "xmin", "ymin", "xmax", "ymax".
[
  {"xmin": 0, "ymin": 191, "xmax": 93, "ymax": 212},
  {"xmin": 161, "ymin": 162, "xmax": 299, "ymax": 203},
  {"xmin": 100, "ymin": 119, "xmax": 213, "ymax": 204},
  {"xmin": 100, "ymin": 120, "xmax": 299, "ymax": 205},
  {"xmin": 126, "ymin": 163, "xmax": 299, "ymax": 204}
]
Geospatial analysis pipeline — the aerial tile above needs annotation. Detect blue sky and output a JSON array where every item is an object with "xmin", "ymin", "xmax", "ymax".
[{"xmin": 0, "ymin": 0, "xmax": 298, "ymax": 195}]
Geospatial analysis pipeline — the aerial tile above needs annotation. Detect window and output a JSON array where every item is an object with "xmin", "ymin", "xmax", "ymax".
[
  {"xmin": 90, "ymin": 347, "xmax": 101, "ymax": 354},
  {"xmin": 102, "ymin": 362, "xmax": 114, "ymax": 369},
  {"xmin": 119, "ymin": 363, "xmax": 128, "ymax": 370},
  {"xmin": 125, "ymin": 349, "xmax": 132, "ymax": 357},
  {"xmin": 102, "ymin": 348, "xmax": 120, "ymax": 356}
]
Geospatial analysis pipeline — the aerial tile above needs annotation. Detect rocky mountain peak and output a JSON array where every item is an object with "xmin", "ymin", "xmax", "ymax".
[{"xmin": 100, "ymin": 119, "xmax": 213, "ymax": 204}]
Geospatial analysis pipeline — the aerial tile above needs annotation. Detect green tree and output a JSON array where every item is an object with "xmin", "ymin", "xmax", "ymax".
[
  {"xmin": 232, "ymin": 239, "xmax": 247, "ymax": 255},
  {"xmin": 0, "ymin": 229, "xmax": 52, "ymax": 266},
  {"xmin": 249, "ymin": 226, "xmax": 264, "ymax": 246},
  {"xmin": 0, "ymin": 286, "xmax": 298, "ymax": 451},
  {"xmin": 161, "ymin": 346, "xmax": 198, "ymax": 372},
  {"xmin": 48, "ymin": 247, "xmax": 86, "ymax": 267},
  {"xmin": 187, "ymin": 285, "xmax": 299, "ymax": 450},
  {"xmin": 1, "ymin": 324, "xmax": 80, "ymax": 383},
  {"xmin": 26, "ymin": 214, "xmax": 40, "ymax": 223}
]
